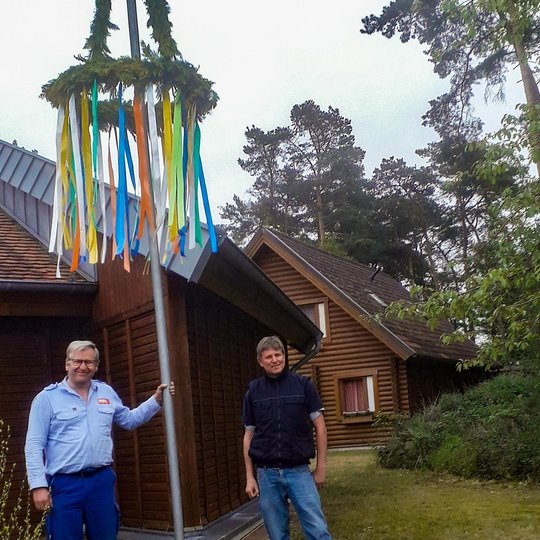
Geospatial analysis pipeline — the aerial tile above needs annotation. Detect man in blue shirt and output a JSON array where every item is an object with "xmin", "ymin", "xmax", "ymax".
[
  {"xmin": 25, "ymin": 340, "xmax": 174, "ymax": 540},
  {"xmin": 243, "ymin": 336, "xmax": 331, "ymax": 539}
]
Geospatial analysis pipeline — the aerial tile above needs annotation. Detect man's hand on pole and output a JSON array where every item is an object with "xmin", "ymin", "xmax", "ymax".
[{"xmin": 154, "ymin": 381, "xmax": 175, "ymax": 406}]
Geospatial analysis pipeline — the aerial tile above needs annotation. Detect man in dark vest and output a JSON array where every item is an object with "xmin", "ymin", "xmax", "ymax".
[{"xmin": 242, "ymin": 336, "xmax": 331, "ymax": 539}]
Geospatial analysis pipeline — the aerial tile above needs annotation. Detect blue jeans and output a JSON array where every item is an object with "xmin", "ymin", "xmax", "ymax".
[
  {"xmin": 46, "ymin": 466, "xmax": 119, "ymax": 540},
  {"xmin": 256, "ymin": 464, "xmax": 331, "ymax": 540}
]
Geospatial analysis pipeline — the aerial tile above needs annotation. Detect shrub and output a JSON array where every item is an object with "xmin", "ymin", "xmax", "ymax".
[
  {"xmin": 378, "ymin": 373, "xmax": 540, "ymax": 481},
  {"xmin": 0, "ymin": 420, "xmax": 44, "ymax": 540}
]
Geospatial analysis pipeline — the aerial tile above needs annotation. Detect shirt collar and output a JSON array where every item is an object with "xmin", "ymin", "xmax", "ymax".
[
  {"xmin": 265, "ymin": 367, "xmax": 290, "ymax": 381},
  {"xmin": 59, "ymin": 377, "xmax": 98, "ymax": 393}
]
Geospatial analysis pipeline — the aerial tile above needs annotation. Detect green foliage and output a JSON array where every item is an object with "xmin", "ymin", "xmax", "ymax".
[
  {"xmin": 42, "ymin": 0, "xmax": 217, "ymax": 122},
  {"xmin": 83, "ymin": 0, "xmax": 118, "ymax": 59},
  {"xmin": 233, "ymin": 126, "xmax": 303, "ymax": 238},
  {"xmin": 226, "ymin": 99, "xmax": 520, "ymax": 291},
  {"xmin": 386, "ymin": 170, "xmax": 540, "ymax": 370},
  {"xmin": 363, "ymin": 157, "xmax": 443, "ymax": 286},
  {"xmin": 42, "ymin": 56, "xmax": 217, "ymax": 119},
  {"xmin": 0, "ymin": 420, "xmax": 44, "ymax": 540},
  {"xmin": 379, "ymin": 373, "xmax": 540, "ymax": 481},
  {"xmin": 222, "ymin": 101, "xmax": 368, "ymax": 246},
  {"xmin": 362, "ymin": 0, "xmax": 540, "ymax": 169},
  {"xmin": 143, "ymin": 0, "xmax": 180, "ymax": 59},
  {"xmin": 317, "ymin": 236, "xmax": 350, "ymax": 258},
  {"xmin": 219, "ymin": 195, "xmax": 257, "ymax": 246},
  {"xmin": 84, "ymin": 0, "xmax": 179, "ymax": 60},
  {"xmin": 287, "ymin": 101, "xmax": 367, "ymax": 244}
]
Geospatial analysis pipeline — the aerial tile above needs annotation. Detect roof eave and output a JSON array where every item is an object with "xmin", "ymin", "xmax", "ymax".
[{"xmin": 0, "ymin": 280, "xmax": 97, "ymax": 294}]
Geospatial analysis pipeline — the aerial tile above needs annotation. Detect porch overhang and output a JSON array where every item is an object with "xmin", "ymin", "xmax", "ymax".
[{"xmin": 188, "ymin": 233, "xmax": 323, "ymax": 355}]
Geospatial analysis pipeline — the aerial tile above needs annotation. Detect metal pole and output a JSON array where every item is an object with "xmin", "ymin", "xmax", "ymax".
[{"xmin": 126, "ymin": 1, "xmax": 185, "ymax": 538}]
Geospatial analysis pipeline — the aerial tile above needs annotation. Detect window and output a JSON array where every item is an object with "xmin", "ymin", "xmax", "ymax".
[
  {"xmin": 334, "ymin": 369, "xmax": 379, "ymax": 423},
  {"xmin": 298, "ymin": 299, "xmax": 330, "ymax": 340}
]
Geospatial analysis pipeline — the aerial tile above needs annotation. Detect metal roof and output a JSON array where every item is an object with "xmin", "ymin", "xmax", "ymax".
[{"xmin": 0, "ymin": 139, "xmax": 321, "ymax": 354}]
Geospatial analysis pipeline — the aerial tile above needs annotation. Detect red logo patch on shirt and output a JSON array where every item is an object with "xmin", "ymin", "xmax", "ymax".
[{"xmin": 97, "ymin": 398, "xmax": 110, "ymax": 405}]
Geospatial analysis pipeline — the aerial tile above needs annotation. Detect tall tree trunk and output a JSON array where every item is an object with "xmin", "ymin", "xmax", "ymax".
[
  {"xmin": 315, "ymin": 184, "xmax": 325, "ymax": 247},
  {"xmin": 514, "ymin": 40, "xmax": 540, "ymax": 178},
  {"xmin": 459, "ymin": 197, "xmax": 471, "ymax": 280},
  {"xmin": 422, "ymin": 228, "xmax": 441, "ymax": 291},
  {"xmin": 503, "ymin": 7, "xmax": 540, "ymax": 177}
]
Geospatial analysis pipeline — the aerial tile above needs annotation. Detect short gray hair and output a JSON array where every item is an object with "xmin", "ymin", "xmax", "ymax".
[
  {"xmin": 256, "ymin": 336, "xmax": 285, "ymax": 359},
  {"xmin": 66, "ymin": 340, "xmax": 100, "ymax": 363}
]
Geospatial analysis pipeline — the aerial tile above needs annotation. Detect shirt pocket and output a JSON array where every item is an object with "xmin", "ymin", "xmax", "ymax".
[
  {"xmin": 56, "ymin": 409, "xmax": 79, "ymax": 421},
  {"xmin": 284, "ymin": 396, "xmax": 306, "ymax": 409},
  {"xmin": 253, "ymin": 400, "xmax": 273, "ymax": 423},
  {"xmin": 53, "ymin": 409, "xmax": 80, "ymax": 441},
  {"xmin": 284, "ymin": 396, "xmax": 311, "ymax": 434},
  {"xmin": 97, "ymin": 406, "xmax": 115, "ymax": 435}
]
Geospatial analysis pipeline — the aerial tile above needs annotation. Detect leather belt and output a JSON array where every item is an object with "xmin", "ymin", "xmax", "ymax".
[{"xmin": 57, "ymin": 465, "xmax": 109, "ymax": 477}]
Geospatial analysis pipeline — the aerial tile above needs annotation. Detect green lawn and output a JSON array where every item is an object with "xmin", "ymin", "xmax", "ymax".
[{"xmin": 290, "ymin": 450, "xmax": 540, "ymax": 539}]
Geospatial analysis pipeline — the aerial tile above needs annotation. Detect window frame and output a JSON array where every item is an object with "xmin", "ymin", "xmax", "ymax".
[
  {"xmin": 296, "ymin": 297, "xmax": 331, "ymax": 343},
  {"xmin": 333, "ymin": 369, "xmax": 379, "ymax": 424}
]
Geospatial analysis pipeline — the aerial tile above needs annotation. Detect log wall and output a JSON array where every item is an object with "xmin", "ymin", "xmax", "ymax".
[
  {"xmin": 0, "ymin": 317, "xmax": 86, "ymax": 524},
  {"xmin": 184, "ymin": 282, "xmax": 267, "ymax": 525},
  {"xmin": 252, "ymin": 249, "xmax": 406, "ymax": 447},
  {"xmin": 91, "ymin": 258, "xmax": 273, "ymax": 529},
  {"xmin": 90, "ymin": 257, "xmax": 174, "ymax": 530}
]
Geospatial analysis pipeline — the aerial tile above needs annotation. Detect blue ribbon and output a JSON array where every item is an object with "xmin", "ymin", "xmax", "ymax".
[
  {"xmin": 198, "ymin": 160, "xmax": 218, "ymax": 253},
  {"xmin": 131, "ymin": 215, "xmax": 140, "ymax": 257},
  {"xmin": 115, "ymin": 84, "xmax": 127, "ymax": 256},
  {"xmin": 125, "ymin": 135, "xmax": 137, "ymax": 191}
]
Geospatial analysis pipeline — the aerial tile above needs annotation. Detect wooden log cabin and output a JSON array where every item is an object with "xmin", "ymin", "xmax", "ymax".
[
  {"xmin": 246, "ymin": 228, "xmax": 480, "ymax": 448},
  {"xmin": 0, "ymin": 139, "xmax": 322, "ymax": 536}
]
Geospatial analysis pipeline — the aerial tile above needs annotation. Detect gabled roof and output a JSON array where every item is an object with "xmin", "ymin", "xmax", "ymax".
[
  {"xmin": 246, "ymin": 228, "xmax": 478, "ymax": 362},
  {"xmin": 0, "ymin": 139, "xmax": 321, "ymax": 354}
]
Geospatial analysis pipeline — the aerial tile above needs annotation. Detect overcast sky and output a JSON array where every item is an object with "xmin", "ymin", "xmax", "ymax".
[{"xmin": 0, "ymin": 1, "xmax": 524, "ymax": 220}]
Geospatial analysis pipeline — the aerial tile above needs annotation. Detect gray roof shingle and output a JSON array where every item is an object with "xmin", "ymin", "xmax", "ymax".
[{"xmin": 259, "ymin": 229, "xmax": 478, "ymax": 361}]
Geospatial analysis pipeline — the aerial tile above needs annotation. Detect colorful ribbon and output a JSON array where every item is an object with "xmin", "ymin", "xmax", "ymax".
[{"xmin": 49, "ymin": 82, "xmax": 219, "ymax": 274}]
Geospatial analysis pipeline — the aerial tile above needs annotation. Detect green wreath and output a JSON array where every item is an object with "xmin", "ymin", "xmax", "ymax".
[{"xmin": 41, "ymin": 0, "xmax": 218, "ymax": 119}]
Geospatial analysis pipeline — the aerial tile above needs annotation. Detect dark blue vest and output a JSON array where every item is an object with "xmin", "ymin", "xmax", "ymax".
[{"xmin": 243, "ymin": 369, "xmax": 322, "ymax": 468}]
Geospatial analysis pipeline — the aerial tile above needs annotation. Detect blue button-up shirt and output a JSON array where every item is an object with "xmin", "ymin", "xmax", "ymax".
[{"xmin": 25, "ymin": 378, "xmax": 161, "ymax": 490}]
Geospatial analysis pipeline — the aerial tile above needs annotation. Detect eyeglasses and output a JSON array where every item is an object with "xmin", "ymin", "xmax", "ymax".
[{"xmin": 69, "ymin": 359, "xmax": 98, "ymax": 367}]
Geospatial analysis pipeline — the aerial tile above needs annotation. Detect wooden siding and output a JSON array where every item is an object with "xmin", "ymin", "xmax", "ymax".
[
  {"xmin": 0, "ymin": 290, "xmax": 93, "ymax": 318},
  {"xmin": 92, "ymin": 254, "xmax": 154, "ymax": 322},
  {"xmin": 0, "ymin": 317, "xmax": 86, "ymax": 523},
  {"xmin": 396, "ymin": 357, "xmax": 410, "ymax": 413},
  {"xmin": 91, "ymin": 311, "xmax": 172, "ymax": 530},
  {"xmin": 90, "ymin": 254, "xmax": 283, "ymax": 529},
  {"xmin": 184, "ymin": 283, "xmax": 267, "ymax": 525},
  {"xmin": 165, "ymin": 274, "xmax": 202, "ymax": 527},
  {"xmin": 253, "ymin": 249, "xmax": 406, "ymax": 447},
  {"xmin": 90, "ymin": 248, "xmax": 175, "ymax": 531}
]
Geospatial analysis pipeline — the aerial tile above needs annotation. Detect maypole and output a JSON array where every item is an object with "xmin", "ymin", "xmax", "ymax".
[
  {"xmin": 125, "ymin": 2, "xmax": 184, "ymax": 538},
  {"xmin": 43, "ymin": 1, "xmax": 219, "ymax": 537}
]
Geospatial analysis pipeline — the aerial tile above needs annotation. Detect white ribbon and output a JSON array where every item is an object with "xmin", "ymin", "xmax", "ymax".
[
  {"xmin": 50, "ymin": 106, "xmax": 64, "ymax": 255},
  {"xmin": 68, "ymin": 94, "xmax": 87, "ymax": 257},
  {"xmin": 186, "ymin": 105, "xmax": 196, "ymax": 250},
  {"xmin": 146, "ymin": 84, "xmax": 165, "ymax": 252}
]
